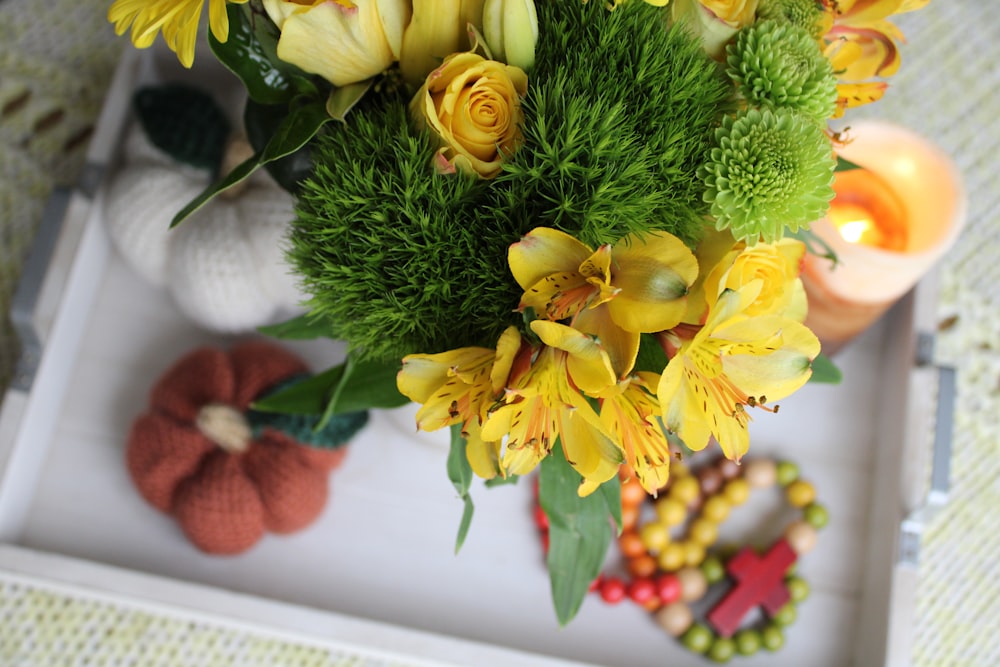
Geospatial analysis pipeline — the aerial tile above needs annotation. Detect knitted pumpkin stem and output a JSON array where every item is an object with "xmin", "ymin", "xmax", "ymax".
[{"xmin": 196, "ymin": 403, "xmax": 251, "ymax": 453}]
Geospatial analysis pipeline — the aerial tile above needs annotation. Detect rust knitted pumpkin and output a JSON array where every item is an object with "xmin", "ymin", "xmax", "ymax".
[{"xmin": 127, "ymin": 341, "xmax": 357, "ymax": 555}]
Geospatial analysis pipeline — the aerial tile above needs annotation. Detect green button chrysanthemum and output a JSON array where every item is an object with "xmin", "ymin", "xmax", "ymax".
[
  {"xmin": 700, "ymin": 108, "xmax": 835, "ymax": 245},
  {"xmin": 756, "ymin": 0, "xmax": 826, "ymax": 38},
  {"xmin": 727, "ymin": 20, "xmax": 837, "ymax": 123}
]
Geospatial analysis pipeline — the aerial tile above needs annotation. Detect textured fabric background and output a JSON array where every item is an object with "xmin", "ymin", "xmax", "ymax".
[{"xmin": 0, "ymin": 0, "xmax": 998, "ymax": 664}]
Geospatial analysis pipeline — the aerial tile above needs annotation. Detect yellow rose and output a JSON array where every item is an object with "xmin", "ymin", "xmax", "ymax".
[
  {"xmin": 703, "ymin": 238, "xmax": 808, "ymax": 320},
  {"xmin": 262, "ymin": 0, "xmax": 410, "ymax": 87},
  {"xmin": 671, "ymin": 0, "xmax": 759, "ymax": 60},
  {"xmin": 410, "ymin": 52, "xmax": 528, "ymax": 178}
]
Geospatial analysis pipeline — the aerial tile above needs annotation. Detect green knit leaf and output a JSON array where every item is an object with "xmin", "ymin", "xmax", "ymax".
[{"xmin": 316, "ymin": 355, "xmax": 409, "ymax": 428}]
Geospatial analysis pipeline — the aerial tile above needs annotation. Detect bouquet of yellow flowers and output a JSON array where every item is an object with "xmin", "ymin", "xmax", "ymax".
[{"xmin": 108, "ymin": 0, "xmax": 929, "ymax": 623}]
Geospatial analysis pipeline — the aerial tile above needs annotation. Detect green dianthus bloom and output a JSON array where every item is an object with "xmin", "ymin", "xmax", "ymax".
[
  {"xmin": 728, "ymin": 20, "xmax": 837, "ymax": 123},
  {"xmin": 700, "ymin": 107, "xmax": 835, "ymax": 244},
  {"xmin": 756, "ymin": 0, "xmax": 826, "ymax": 37}
]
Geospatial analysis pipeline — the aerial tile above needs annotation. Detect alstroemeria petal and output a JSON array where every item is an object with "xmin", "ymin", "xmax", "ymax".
[
  {"xmin": 608, "ymin": 233, "xmax": 699, "ymax": 333},
  {"xmin": 464, "ymin": 420, "xmax": 502, "ymax": 479},
  {"xmin": 508, "ymin": 227, "xmax": 592, "ymax": 292},
  {"xmin": 720, "ymin": 319, "xmax": 821, "ymax": 400},
  {"xmin": 558, "ymin": 417, "xmax": 622, "ymax": 497},
  {"xmin": 531, "ymin": 320, "xmax": 616, "ymax": 395},
  {"xmin": 574, "ymin": 306, "xmax": 639, "ymax": 381}
]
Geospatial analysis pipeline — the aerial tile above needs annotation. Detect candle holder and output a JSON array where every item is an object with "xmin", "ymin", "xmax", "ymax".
[{"xmin": 801, "ymin": 121, "xmax": 966, "ymax": 353}]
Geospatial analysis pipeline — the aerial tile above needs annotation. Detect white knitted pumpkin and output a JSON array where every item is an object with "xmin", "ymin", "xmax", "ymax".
[{"xmin": 103, "ymin": 124, "xmax": 306, "ymax": 333}]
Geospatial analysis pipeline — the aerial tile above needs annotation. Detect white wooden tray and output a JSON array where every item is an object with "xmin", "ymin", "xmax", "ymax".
[{"xmin": 0, "ymin": 47, "xmax": 952, "ymax": 667}]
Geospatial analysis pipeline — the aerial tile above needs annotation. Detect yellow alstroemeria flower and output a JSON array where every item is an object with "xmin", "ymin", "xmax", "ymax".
[
  {"xmin": 596, "ymin": 371, "xmax": 673, "ymax": 495},
  {"xmin": 657, "ymin": 283, "xmax": 820, "ymax": 462},
  {"xmin": 108, "ymin": 0, "xmax": 247, "ymax": 68},
  {"xmin": 508, "ymin": 227, "xmax": 698, "ymax": 380},
  {"xmin": 483, "ymin": 320, "xmax": 623, "ymax": 496},
  {"xmin": 820, "ymin": 0, "xmax": 931, "ymax": 116},
  {"xmin": 397, "ymin": 326, "xmax": 521, "ymax": 478}
]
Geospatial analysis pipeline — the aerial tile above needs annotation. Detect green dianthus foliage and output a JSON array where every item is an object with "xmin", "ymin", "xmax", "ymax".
[
  {"xmin": 289, "ymin": 0, "xmax": 731, "ymax": 361},
  {"xmin": 701, "ymin": 107, "xmax": 835, "ymax": 244},
  {"xmin": 727, "ymin": 20, "xmax": 837, "ymax": 123}
]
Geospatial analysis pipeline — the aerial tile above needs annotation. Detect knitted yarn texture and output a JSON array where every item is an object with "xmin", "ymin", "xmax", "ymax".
[{"xmin": 126, "ymin": 341, "xmax": 347, "ymax": 555}]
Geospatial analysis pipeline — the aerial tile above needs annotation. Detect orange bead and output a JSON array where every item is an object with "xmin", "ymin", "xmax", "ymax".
[
  {"xmin": 628, "ymin": 554, "xmax": 659, "ymax": 579},
  {"xmin": 621, "ymin": 504, "xmax": 640, "ymax": 531},
  {"xmin": 621, "ymin": 478, "xmax": 649, "ymax": 508},
  {"xmin": 619, "ymin": 530, "xmax": 646, "ymax": 559}
]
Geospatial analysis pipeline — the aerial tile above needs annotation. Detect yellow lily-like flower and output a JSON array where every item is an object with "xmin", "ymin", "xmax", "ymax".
[
  {"xmin": 819, "ymin": 0, "xmax": 931, "ymax": 116},
  {"xmin": 262, "ymin": 0, "xmax": 410, "ymax": 87},
  {"xmin": 596, "ymin": 371, "xmax": 673, "ymax": 495},
  {"xmin": 397, "ymin": 325, "xmax": 521, "ymax": 478},
  {"xmin": 108, "ymin": 0, "xmax": 247, "ymax": 68},
  {"xmin": 483, "ymin": 320, "xmax": 623, "ymax": 496},
  {"xmin": 657, "ymin": 283, "xmax": 820, "ymax": 462},
  {"xmin": 508, "ymin": 227, "xmax": 698, "ymax": 379}
]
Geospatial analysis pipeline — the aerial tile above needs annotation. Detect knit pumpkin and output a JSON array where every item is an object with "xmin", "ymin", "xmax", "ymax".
[
  {"xmin": 102, "ymin": 86, "xmax": 306, "ymax": 334},
  {"xmin": 126, "ymin": 341, "xmax": 356, "ymax": 555}
]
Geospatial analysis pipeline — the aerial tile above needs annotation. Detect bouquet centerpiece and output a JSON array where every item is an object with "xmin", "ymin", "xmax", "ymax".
[{"xmin": 107, "ymin": 0, "xmax": 930, "ymax": 624}]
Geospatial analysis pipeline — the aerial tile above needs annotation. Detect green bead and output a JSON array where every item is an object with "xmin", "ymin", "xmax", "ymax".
[
  {"xmin": 772, "ymin": 603, "xmax": 797, "ymax": 626},
  {"xmin": 775, "ymin": 461, "xmax": 800, "ymax": 486},
  {"xmin": 804, "ymin": 502, "xmax": 829, "ymax": 529},
  {"xmin": 682, "ymin": 624, "xmax": 714, "ymax": 654},
  {"xmin": 708, "ymin": 637, "xmax": 736, "ymax": 663},
  {"xmin": 734, "ymin": 629, "xmax": 761, "ymax": 656},
  {"xmin": 761, "ymin": 624, "xmax": 785, "ymax": 651},
  {"xmin": 786, "ymin": 575, "xmax": 810, "ymax": 602},
  {"xmin": 701, "ymin": 555, "xmax": 727, "ymax": 584}
]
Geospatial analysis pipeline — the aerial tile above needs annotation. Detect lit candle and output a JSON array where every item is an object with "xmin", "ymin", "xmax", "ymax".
[{"xmin": 800, "ymin": 121, "xmax": 965, "ymax": 351}]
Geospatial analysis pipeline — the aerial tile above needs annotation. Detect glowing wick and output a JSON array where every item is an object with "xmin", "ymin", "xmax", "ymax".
[{"xmin": 828, "ymin": 169, "xmax": 908, "ymax": 251}]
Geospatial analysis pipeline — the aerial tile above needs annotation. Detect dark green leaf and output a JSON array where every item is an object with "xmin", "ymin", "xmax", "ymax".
[
  {"xmin": 835, "ymin": 156, "xmax": 863, "ymax": 172},
  {"xmin": 809, "ymin": 352, "xmax": 843, "ymax": 384},
  {"xmin": 539, "ymin": 440, "xmax": 614, "ymax": 626},
  {"xmin": 209, "ymin": 3, "xmax": 295, "ymax": 105},
  {"xmin": 448, "ymin": 424, "xmax": 475, "ymax": 553},
  {"xmin": 790, "ymin": 228, "xmax": 839, "ymax": 266},
  {"xmin": 634, "ymin": 333, "xmax": 669, "ymax": 373},
  {"xmin": 259, "ymin": 100, "xmax": 332, "ymax": 163},
  {"xmin": 326, "ymin": 80, "xmax": 373, "ymax": 122},
  {"xmin": 251, "ymin": 365, "xmax": 344, "ymax": 415},
  {"xmin": 597, "ymin": 475, "xmax": 622, "ymax": 535},
  {"xmin": 244, "ymin": 99, "xmax": 315, "ymax": 192},
  {"xmin": 485, "ymin": 474, "xmax": 519, "ymax": 488},
  {"xmin": 170, "ymin": 153, "xmax": 259, "ymax": 227},
  {"xmin": 257, "ymin": 312, "xmax": 332, "ymax": 340}
]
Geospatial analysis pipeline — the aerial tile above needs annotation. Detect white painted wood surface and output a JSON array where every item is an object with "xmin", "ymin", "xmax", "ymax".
[{"xmin": 0, "ymin": 47, "xmax": 938, "ymax": 667}]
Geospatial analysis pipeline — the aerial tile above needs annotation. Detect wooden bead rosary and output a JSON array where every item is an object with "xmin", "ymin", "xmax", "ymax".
[{"xmin": 534, "ymin": 456, "xmax": 828, "ymax": 663}]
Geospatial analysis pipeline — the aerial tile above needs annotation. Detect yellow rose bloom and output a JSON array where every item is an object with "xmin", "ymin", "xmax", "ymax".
[
  {"xmin": 703, "ymin": 238, "xmax": 808, "ymax": 321},
  {"xmin": 410, "ymin": 52, "xmax": 528, "ymax": 178}
]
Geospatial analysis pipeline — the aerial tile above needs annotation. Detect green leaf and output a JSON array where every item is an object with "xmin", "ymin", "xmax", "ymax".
[
  {"xmin": 790, "ymin": 228, "xmax": 839, "ymax": 266},
  {"xmin": 172, "ymin": 98, "xmax": 333, "ymax": 227},
  {"xmin": 539, "ymin": 440, "xmax": 614, "ymax": 626},
  {"xmin": 259, "ymin": 99, "xmax": 333, "ymax": 163},
  {"xmin": 485, "ymin": 474, "xmax": 519, "ymax": 488},
  {"xmin": 317, "ymin": 355, "xmax": 409, "ymax": 428},
  {"xmin": 448, "ymin": 424, "xmax": 475, "ymax": 553},
  {"xmin": 209, "ymin": 3, "xmax": 295, "ymax": 105},
  {"xmin": 257, "ymin": 312, "xmax": 332, "ymax": 340},
  {"xmin": 170, "ymin": 153, "xmax": 259, "ymax": 227},
  {"xmin": 326, "ymin": 80, "xmax": 373, "ymax": 122},
  {"xmin": 633, "ymin": 333, "xmax": 669, "ymax": 373},
  {"xmin": 809, "ymin": 352, "xmax": 843, "ymax": 384},
  {"xmin": 835, "ymin": 155, "xmax": 863, "ymax": 172},
  {"xmin": 251, "ymin": 365, "xmax": 344, "ymax": 415},
  {"xmin": 597, "ymin": 476, "xmax": 622, "ymax": 535}
]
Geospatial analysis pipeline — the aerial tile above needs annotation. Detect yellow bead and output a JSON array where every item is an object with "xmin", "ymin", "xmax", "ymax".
[
  {"xmin": 724, "ymin": 479, "xmax": 751, "ymax": 506},
  {"xmin": 688, "ymin": 517, "xmax": 718, "ymax": 546},
  {"xmin": 658, "ymin": 542, "xmax": 687, "ymax": 571},
  {"xmin": 683, "ymin": 540, "xmax": 706, "ymax": 567},
  {"xmin": 786, "ymin": 480, "xmax": 817, "ymax": 508},
  {"xmin": 656, "ymin": 497, "xmax": 688, "ymax": 527},
  {"xmin": 640, "ymin": 521, "xmax": 670, "ymax": 553},
  {"xmin": 702, "ymin": 495, "xmax": 731, "ymax": 523},
  {"xmin": 670, "ymin": 460, "xmax": 690, "ymax": 478},
  {"xmin": 670, "ymin": 476, "xmax": 701, "ymax": 505}
]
